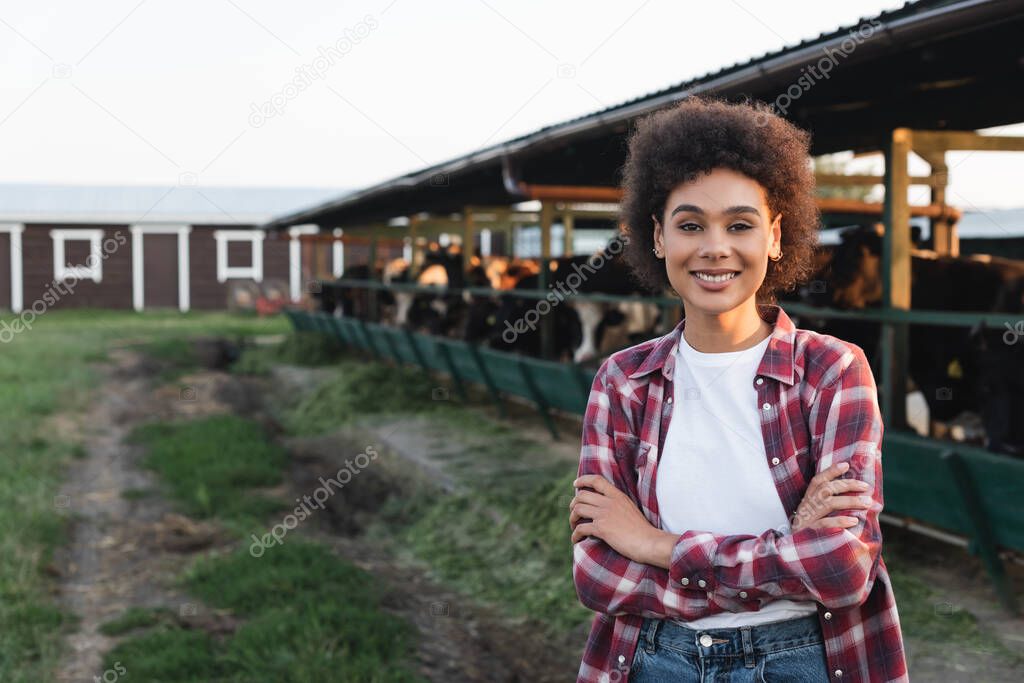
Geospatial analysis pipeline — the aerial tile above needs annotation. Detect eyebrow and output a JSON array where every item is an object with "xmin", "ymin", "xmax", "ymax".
[{"xmin": 669, "ymin": 204, "xmax": 761, "ymax": 218}]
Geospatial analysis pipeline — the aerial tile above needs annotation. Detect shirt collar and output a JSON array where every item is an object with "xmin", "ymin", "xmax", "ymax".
[{"xmin": 626, "ymin": 303, "xmax": 797, "ymax": 386}]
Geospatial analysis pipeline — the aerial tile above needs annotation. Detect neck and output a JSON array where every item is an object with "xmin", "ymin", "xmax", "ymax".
[{"xmin": 681, "ymin": 297, "xmax": 772, "ymax": 353}]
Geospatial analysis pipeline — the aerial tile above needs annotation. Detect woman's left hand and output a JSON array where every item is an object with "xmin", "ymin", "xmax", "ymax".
[{"xmin": 569, "ymin": 474, "xmax": 659, "ymax": 562}]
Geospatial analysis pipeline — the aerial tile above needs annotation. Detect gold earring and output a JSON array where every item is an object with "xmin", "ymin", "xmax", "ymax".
[{"xmin": 770, "ymin": 250, "xmax": 783, "ymax": 262}]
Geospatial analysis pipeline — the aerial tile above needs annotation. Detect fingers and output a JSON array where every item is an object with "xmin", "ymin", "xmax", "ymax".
[
  {"xmin": 824, "ymin": 478, "xmax": 872, "ymax": 495},
  {"xmin": 571, "ymin": 522, "xmax": 596, "ymax": 544},
  {"xmin": 809, "ymin": 461, "xmax": 849, "ymax": 489},
  {"xmin": 825, "ymin": 494, "xmax": 873, "ymax": 512},
  {"xmin": 812, "ymin": 516, "xmax": 860, "ymax": 530},
  {"xmin": 569, "ymin": 502, "xmax": 599, "ymax": 527},
  {"xmin": 573, "ymin": 474, "xmax": 613, "ymax": 495}
]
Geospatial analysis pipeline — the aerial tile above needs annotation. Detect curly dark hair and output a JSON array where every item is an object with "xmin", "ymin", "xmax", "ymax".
[{"xmin": 619, "ymin": 95, "xmax": 819, "ymax": 304}]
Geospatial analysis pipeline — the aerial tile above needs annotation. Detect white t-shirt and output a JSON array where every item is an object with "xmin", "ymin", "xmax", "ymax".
[{"xmin": 656, "ymin": 330, "xmax": 819, "ymax": 627}]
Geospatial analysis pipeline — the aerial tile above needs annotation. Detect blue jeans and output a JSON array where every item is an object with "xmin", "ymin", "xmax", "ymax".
[{"xmin": 628, "ymin": 613, "xmax": 829, "ymax": 682}]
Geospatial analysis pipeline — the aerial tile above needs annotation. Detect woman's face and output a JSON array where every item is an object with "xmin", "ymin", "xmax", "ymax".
[{"xmin": 652, "ymin": 167, "xmax": 782, "ymax": 317}]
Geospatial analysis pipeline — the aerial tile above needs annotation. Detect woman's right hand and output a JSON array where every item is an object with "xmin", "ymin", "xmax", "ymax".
[{"xmin": 789, "ymin": 461, "xmax": 873, "ymax": 533}]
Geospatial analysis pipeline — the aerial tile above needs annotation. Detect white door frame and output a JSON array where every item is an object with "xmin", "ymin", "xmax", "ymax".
[
  {"xmin": 130, "ymin": 224, "xmax": 193, "ymax": 312},
  {"xmin": 287, "ymin": 224, "xmax": 319, "ymax": 302},
  {"xmin": 0, "ymin": 223, "xmax": 24, "ymax": 313}
]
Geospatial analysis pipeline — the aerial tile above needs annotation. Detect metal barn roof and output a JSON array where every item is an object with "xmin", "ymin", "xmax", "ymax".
[
  {"xmin": 0, "ymin": 184, "xmax": 344, "ymax": 225},
  {"xmin": 263, "ymin": 0, "xmax": 1024, "ymax": 230}
]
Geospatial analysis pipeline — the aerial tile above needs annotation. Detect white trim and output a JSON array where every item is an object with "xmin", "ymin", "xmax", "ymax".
[
  {"xmin": 332, "ymin": 228, "xmax": 344, "ymax": 277},
  {"xmin": 287, "ymin": 224, "xmax": 319, "ymax": 302},
  {"xmin": 129, "ymin": 224, "xmax": 192, "ymax": 312},
  {"xmin": 0, "ymin": 223, "xmax": 24, "ymax": 313},
  {"xmin": 213, "ymin": 229, "xmax": 265, "ymax": 283},
  {"xmin": 50, "ymin": 228, "xmax": 104, "ymax": 283}
]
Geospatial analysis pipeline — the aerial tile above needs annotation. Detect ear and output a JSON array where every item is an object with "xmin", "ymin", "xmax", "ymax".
[
  {"xmin": 651, "ymin": 213, "xmax": 663, "ymax": 249},
  {"xmin": 770, "ymin": 212, "xmax": 783, "ymax": 256}
]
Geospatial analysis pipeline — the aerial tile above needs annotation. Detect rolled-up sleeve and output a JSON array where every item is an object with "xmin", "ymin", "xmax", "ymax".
[{"xmin": 572, "ymin": 359, "xmax": 713, "ymax": 619}]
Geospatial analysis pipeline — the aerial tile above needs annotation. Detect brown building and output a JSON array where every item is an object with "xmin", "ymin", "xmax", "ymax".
[{"xmin": 0, "ymin": 184, "xmax": 342, "ymax": 313}]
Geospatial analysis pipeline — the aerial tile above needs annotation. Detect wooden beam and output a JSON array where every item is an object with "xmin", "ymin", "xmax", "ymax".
[
  {"xmin": 912, "ymin": 131, "xmax": 1024, "ymax": 153},
  {"xmin": 519, "ymin": 183, "xmax": 623, "ymax": 203},
  {"xmin": 816, "ymin": 197, "xmax": 961, "ymax": 222},
  {"xmin": 815, "ymin": 173, "xmax": 939, "ymax": 188}
]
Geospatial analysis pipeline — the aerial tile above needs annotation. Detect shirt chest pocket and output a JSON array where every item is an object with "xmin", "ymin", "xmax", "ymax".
[{"xmin": 612, "ymin": 431, "xmax": 653, "ymax": 470}]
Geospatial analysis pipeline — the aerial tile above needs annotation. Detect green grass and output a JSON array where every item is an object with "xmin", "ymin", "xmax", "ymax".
[
  {"xmin": 130, "ymin": 415, "xmax": 288, "ymax": 531},
  {"xmin": 283, "ymin": 357, "xmax": 455, "ymax": 435},
  {"xmin": 885, "ymin": 553, "xmax": 1023, "ymax": 664},
  {"xmin": 0, "ymin": 309, "xmax": 286, "ymax": 683},
  {"xmin": 231, "ymin": 331, "xmax": 345, "ymax": 376},
  {"xmin": 98, "ymin": 606, "xmax": 175, "ymax": 636},
  {"xmin": 101, "ymin": 543, "xmax": 424, "ymax": 682}
]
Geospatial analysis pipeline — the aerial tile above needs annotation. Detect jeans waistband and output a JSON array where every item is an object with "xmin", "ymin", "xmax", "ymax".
[{"xmin": 639, "ymin": 613, "xmax": 823, "ymax": 660}]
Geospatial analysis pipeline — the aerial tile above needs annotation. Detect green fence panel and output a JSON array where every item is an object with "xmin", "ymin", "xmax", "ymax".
[
  {"xmin": 475, "ymin": 347, "xmax": 534, "ymax": 398},
  {"xmin": 954, "ymin": 444, "xmax": 1024, "ymax": 552},
  {"xmin": 880, "ymin": 431, "xmax": 974, "ymax": 535},
  {"xmin": 372, "ymin": 324, "xmax": 420, "ymax": 366},
  {"xmin": 411, "ymin": 332, "xmax": 452, "ymax": 373},
  {"xmin": 433, "ymin": 338, "xmax": 486, "ymax": 385},
  {"xmin": 522, "ymin": 357, "xmax": 591, "ymax": 415}
]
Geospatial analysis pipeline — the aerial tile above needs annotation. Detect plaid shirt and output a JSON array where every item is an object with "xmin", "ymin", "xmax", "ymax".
[{"xmin": 573, "ymin": 304, "xmax": 907, "ymax": 683}]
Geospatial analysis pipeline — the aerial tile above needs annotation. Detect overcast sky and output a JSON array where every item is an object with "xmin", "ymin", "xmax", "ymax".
[{"xmin": 2, "ymin": 0, "xmax": 1021, "ymax": 208}]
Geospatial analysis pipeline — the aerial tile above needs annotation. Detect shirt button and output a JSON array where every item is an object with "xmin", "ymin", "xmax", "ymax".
[
  {"xmin": 771, "ymin": 457, "xmax": 780, "ymax": 465},
  {"xmin": 756, "ymin": 377, "xmax": 764, "ymax": 385},
  {"xmin": 739, "ymin": 591, "xmax": 748, "ymax": 599},
  {"xmin": 681, "ymin": 577, "xmax": 690, "ymax": 586},
  {"xmin": 699, "ymin": 634, "xmax": 713, "ymax": 647},
  {"xmin": 697, "ymin": 579, "xmax": 707, "ymax": 588},
  {"xmin": 667, "ymin": 396, "xmax": 673, "ymax": 403},
  {"xmin": 618, "ymin": 654, "xmax": 625, "ymax": 664},
  {"xmin": 834, "ymin": 669, "xmax": 843, "ymax": 678},
  {"xmin": 762, "ymin": 402, "xmax": 771, "ymax": 411},
  {"xmin": 824, "ymin": 611, "xmax": 832, "ymax": 620}
]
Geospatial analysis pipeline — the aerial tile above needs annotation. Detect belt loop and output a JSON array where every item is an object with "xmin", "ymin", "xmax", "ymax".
[
  {"xmin": 644, "ymin": 619, "xmax": 661, "ymax": 654},
  {"xmin": 741, "ymin": 625, "xmax": 755, "ymax": 669}
]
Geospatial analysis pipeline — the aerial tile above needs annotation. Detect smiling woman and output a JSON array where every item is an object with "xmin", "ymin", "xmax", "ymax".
[{"xmin": 569, "ymin": 96, "xmax": 907, "ymax": 683}]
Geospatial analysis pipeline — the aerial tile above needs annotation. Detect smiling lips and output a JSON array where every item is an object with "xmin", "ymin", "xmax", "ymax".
[{"xmin": 690, "ymin": 269, "xmax": 740, "ymax": 289}]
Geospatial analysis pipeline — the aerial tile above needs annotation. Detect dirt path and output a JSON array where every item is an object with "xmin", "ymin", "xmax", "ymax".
[{"xmin": 52, "ymin": 349, "xmax": 234, "ymax": 681}]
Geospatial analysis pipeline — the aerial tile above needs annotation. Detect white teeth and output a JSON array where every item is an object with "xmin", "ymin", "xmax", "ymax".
[{"xmin": 694, "ymin": 272, "xmax": 738, "ymax": 283}]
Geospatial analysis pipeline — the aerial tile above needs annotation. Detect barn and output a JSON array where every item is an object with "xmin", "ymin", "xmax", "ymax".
[{"xmin": 0, "ymin": 184, "xmax": 342, "ymax": 313}]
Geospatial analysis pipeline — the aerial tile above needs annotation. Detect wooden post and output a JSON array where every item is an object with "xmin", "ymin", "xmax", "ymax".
[
  {"xmin": 920, "ymin": 151, "xmax": 956, "ymax": 256},
  {"xmin": 368, "ymin": 231, "xmax": 379, "ymax": 322},
  {"xmin": 409, "ymin": 215, "xmax": 422, "ymax": 273},
  {"xmin": 563, "ymin": 210, "xmax": 575, "ymax": 256},
  {"xmin": 463, "ymin": 207, "xmax": 474, "ymax": 275},
  {"xmin": 881, "ymin": 128, "xmax": 912, "ymax": 431},
  {"xmin": 539, "ymin": 200, "xmax": 555, "ymax": 359}
]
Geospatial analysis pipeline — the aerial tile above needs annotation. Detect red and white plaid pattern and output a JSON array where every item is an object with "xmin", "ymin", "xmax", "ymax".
[{"xmin": 573, "ymin": 304, "xmax": 907, "ymax": 683}]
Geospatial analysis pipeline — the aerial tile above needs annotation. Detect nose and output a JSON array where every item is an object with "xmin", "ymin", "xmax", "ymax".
[{"xmin": 697, "ymin": 225, "xmax": 731, "ymax": 260}]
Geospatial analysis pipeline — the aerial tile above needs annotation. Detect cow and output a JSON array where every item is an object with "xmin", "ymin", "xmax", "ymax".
[
  {"xmin": 787, "ymin": 222, "xmax": 1024, "ymax": 455},
  {"xmin": 465, "ymin": 245, "xmax": 670, "ymax": 364}
]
